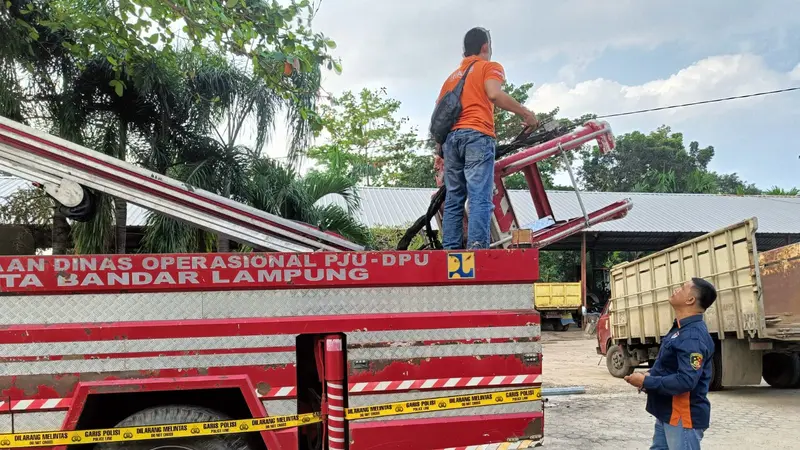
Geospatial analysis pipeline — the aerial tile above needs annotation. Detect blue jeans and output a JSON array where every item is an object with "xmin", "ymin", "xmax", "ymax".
[
  {"xmin": 651, "ymin": 419, "xmax": 705, "ymax": 450},
  {"xmin": 442, "ymin": 128, "xmax": 496, "ymax": 250}
]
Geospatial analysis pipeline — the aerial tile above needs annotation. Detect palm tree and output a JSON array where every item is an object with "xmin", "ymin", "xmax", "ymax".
[
  {"xmin": 2, "ymin": 0, "xmax": 89, "ymax": 254},
  {"xmin": 244, "ymin": 158, "xmax": 370, "ymax": 246},
  {"xmin": 138, "ymin": 51, "xmax": 364, "ymax": 253}
]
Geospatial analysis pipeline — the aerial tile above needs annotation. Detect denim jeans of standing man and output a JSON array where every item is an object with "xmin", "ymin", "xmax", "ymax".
[
  {"xmin": 442, "ymin": 128, "xmax": 496, "ymax": 250},
  {"xmin": 650, "ymin": 419, "xmax": 705, "ymax": 450}
]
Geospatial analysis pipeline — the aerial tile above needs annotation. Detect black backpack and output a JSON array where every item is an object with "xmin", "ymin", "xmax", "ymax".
[{"xmin": 429, "ymin": 61, "xmax": 478, "ymax": 145}]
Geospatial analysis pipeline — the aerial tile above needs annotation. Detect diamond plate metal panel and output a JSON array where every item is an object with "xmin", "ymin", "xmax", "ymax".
[
  {"xmin": 0, "ymin": 352, "xmax": 295, "ymax": 376},
  {"xmin": 348, "ymin": 387, "xmax": 543, "ymax": 422},
  {"xmin": 0, "ymin": 335, "xmax": 295, "ymax": 357},
  {"xmin": 1, "ymin": 284, "xmax": 532, "ymax": 325},
  {"xmin": 0, "ymin": 412, "xmax": 64, "ymax": 433},
  {"xmin": 262, "ymin": 399, "xmax": 297, "ymax": 417},
  {"xmin": 348, "ymin": 326, "xmax": 539, "ymax": 344},
  {"xmin": 348, "ymin": 342, "xmax": 541, "ymax": 361}
]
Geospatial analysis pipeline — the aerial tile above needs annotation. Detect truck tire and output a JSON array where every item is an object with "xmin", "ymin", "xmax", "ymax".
[
  {"xmin": 95, "ymin": 405, "xmax": 256, "ymax": 450},
  {"xmin": 762, "ymin": 352, "xmax": 800, "ymax": 389},
  {"xmin": 606, "ymin": 343, "xmax": 634, "ymax": 378}
]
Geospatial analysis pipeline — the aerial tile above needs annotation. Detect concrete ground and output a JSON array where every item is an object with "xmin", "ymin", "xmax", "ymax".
[{"xmin": 540, "ymin": 329, "xmax": 800, "ymax": 449}]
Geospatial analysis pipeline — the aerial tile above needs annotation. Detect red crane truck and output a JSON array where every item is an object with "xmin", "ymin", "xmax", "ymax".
[{"xmin": 0, "ymin": 115, "xmax": 631, "ymax": 449}]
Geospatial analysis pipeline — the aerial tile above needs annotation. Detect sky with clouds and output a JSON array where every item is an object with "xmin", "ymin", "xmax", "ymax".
[{"xmin": 265, "ymin": 0, "xmax": 800, "ymax": 191}]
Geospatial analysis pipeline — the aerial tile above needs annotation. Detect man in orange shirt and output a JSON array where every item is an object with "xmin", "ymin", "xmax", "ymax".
[{"xmin": 436, "ymin": 27, "xmax": 539, "ymax": 250}]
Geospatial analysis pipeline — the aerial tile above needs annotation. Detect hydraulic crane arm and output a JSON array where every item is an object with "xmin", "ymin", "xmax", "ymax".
[{"xmin": 0, "ymin": 115, "xmax": 364, "ymax": 252}]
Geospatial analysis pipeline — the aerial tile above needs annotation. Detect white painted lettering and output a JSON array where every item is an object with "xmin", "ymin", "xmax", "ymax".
[
  {"xmin": 211, "ymin": 256, "xmax": 227, "ymax": 269},
  {"xmin": 19, "ymin": 274, "xmax": 42, "ymax": 287},
  {"xmin": 160, "ymin": 256, "xmax": 175, "ymax": 269},
  {"xmin": 327, "ymin": 268, "xmax": 346, "ymax": 281},
  {"xmin": 227, "ymin": 255, "xmax": 242, "ymax": 269},
  {"xmin": 251, "ymin": 255, "xmax": 267, "ymax": 268},
  {"xmin": 81, "ymin": 273, "xmax": 104, "ymax": 286},
  {"xmin": 285, "ymin": 269, "xmax": 302, "ymax": 281},
  {"xmin": 57, "ymin": 274, "xmax": 78, "ymax": 286},
  {"xmin": 269, "ymin": 255, "xmax": 284, "ymax": 268},
  {"xmin": 303, "ymin": 254, "xmax": 317, "ymax": 267},
  {"xmin": 351, "ymin": 254, "xmax": 366, "ymax": 267},
  {"xmin": 142, "ymin": 257, "xmax": 159, "ymax": 270},
  {"xmin": 118, "ymin": 257, "xmax": 133, "ymax": 270},
  {"xmin": 0, "ymin": 274, "xmax": 20, "ymax": 286},
  {"xmin": 306, "ymin": 269, "xmax": 324, "ymax": 281},
  {"xmin": 233, "ymin": 270, "xmax": 254, "ymax": 283},
  {"xmin": 414, "ymin": 254, "xmax": 429, "ymax": 266},
  {"xmin": 349, "ymin": 268, "xmax": 369, "ymax": 281},
  {"xmin": 108, "ymin": 273, "xmax": 129, "ymax": 285},
  {"xmin": 7, "ymin": 259, "xmax": 24, "ymax": 272},
  {"xmin": 132, "ymin": 272, "xmax": 153, "ymax": 285},
  {"xmin": 53, "ymin": 258, "xmax": 70, "ymax": 271},
  {"xmin": 153, "ymin": 272, "xmax": 176, "ymax": 284},
  {"xmin": 212, "ymin": 271, "xmax": 230, "ymax": 283},
  {"xmin": 191, "ymin": 256, "xmax": 207, "ymax": 269},
  {"xmin": 258, "ymin": 270, "xmax": 280, "ymax": 282},
  {"xmin": 287, "ymin": 254, "xmax": 302, "ymax": 267},
  {"xmin": 398, "ymin": 254, "xmax": 411, "ymax": 266},
  {"xmin": 324, "ymin": 254, "xmax": 337, "ymax": 267},
  {"xmin": 176, "ymin": 256, "xmax": 192, "ymax": 270},
  {"xmin": 382, "ymin": 254, "xmax": 396, "ymax": 266},
  {"xmin": 178, "ymin": 272, "xmax": 199, "ymax": 284}
]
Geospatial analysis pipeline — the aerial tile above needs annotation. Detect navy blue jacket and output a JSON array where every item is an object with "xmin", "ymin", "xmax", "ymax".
[{"xmin": 643, "ymin": 314, "xmax": 714, "ymax": 429}]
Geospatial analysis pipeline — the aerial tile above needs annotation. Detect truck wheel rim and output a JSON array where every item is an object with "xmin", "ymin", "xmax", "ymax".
[{"xmin": 612, "ymin": 351, "xmax": 624, "ymax": 368}]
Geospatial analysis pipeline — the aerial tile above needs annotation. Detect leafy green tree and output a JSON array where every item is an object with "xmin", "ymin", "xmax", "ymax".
[
  {"xmin": 307, "ymin": 87, "xmax": 419, "ymax": 186},
  {"xmin": 580, "ymin": 126, "xmax": 719, "ymax": 193}
]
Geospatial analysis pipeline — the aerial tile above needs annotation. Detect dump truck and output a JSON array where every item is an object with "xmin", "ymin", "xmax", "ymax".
[
  {"xmin": 533, "ymin": 282, "xmax": 582, "ymax": 331},
  {"xmin": 596, "ymin": 217, "xmax": 800, "ymax": 390},
  {"xmin": 0, "ymin": 115, "xmax": 633, "ymax": 449}
]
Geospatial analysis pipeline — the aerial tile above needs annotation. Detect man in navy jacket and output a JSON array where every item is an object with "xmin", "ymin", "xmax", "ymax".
[{"xmin": 624, "ymin": 277, "xmax": 717, "ymax": 450}]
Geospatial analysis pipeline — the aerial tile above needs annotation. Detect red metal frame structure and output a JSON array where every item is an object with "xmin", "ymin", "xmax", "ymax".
[
  {"xmin": 0, "ymin": 250, "xmax": 544, "ymax": 449},
  {"xmin": 434, "ymin": 119, "xmax": 632, "ymax": 249},
  {"xmin": 0, "ymin": 114, "xmax": 633, "ymax": 449}
]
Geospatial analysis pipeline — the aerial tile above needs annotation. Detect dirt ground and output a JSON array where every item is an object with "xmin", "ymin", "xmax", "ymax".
[{"xmin": 540, "ymin": 329, "xmax": 800, "ymax": 449}]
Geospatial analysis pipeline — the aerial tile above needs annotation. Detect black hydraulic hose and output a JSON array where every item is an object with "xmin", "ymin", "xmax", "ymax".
[{"xmin": 396, "ymin": 120, "xmax": 575, "ymax": 250}]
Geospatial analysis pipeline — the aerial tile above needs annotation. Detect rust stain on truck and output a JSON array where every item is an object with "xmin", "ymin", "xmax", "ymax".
[{"xmin": 760, "ymin": 242, "xmax": 800, "ymax": 328}]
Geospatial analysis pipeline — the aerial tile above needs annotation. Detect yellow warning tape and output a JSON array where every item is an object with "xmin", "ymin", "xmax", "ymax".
[
  {"xmin": 345, "ymin": 387, "xmax": 542, "ymax": 420},
  {"xmin": 0, "ymin": 412, "xmax": 322, "ymax": 448},
  {"xmin": 0, "ymin": 387, "xmax": 541, "ymax": 448}
]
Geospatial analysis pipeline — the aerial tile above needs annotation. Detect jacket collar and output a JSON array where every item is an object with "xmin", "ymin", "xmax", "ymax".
[{"xmin": 675, "ymin": 313, "xmax": 704, "ymax": 329}]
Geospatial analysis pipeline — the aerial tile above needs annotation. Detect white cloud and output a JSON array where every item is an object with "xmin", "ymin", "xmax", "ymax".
[
  {"xmin": 530, "ymin": 54, "xmax": 799, "ymax": 125},
  {"xmin": 536, "ymin": 54, "xmax": 800, "ymax": 187},
  {"xmin": 310, "ymin": 0, "xmax": 800, "ymax": 92}
]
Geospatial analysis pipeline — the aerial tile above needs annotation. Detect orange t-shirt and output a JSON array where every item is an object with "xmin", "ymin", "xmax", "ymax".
[{"xmin": 436, "ymin": 56, "xmax": 506, "ymax": 138}]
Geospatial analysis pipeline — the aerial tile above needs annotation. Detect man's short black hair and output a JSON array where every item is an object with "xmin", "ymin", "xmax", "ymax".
[
  {"xmin": 463, "ymin": 27, "xmax": 490, "ymax": 57},
  {"xmin": 691, "ymin": 277, "xmax": 717, "ymax": 310}
]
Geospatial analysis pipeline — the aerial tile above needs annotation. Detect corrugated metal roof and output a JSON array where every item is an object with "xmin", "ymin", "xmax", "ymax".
[
  {"xmin": 1, "ymin": 177, "xmax": 799, "ymax": 234},
  {"xmin": 318, "ymin": 187, "xmax": 800, "ymax": 235}
]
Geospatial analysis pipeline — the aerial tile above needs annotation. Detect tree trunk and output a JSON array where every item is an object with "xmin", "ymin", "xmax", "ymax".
[
  {"xmin": 115, "ymin": 119, "xmax": 128, "ymax": 254},
  {"xmin": 51, "ymin": 206, "xmax": 70, "ymax": 255}
]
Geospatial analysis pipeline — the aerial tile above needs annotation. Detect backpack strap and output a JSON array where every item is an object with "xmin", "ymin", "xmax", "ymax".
[{"xmin": 452, "ymin": 60, "xmax": 478, "ymax": 97}]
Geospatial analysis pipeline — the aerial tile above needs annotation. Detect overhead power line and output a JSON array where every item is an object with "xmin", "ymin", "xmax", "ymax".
[
  {"xmin": 314, "ymin": 86, "xmax": 800, "ymax": 150},
  {"xmin": 596, "ymin": 86, "xmax": 800, "ymax": 119}
]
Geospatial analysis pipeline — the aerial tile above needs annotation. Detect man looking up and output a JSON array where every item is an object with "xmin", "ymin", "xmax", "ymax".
[
  {"xmin": 624, "ymin": 277, "xmax": 718, "ymax": 449},
  {"xmin": 435, "ymin": 27, "xmax": 538, "ymax": 250}
]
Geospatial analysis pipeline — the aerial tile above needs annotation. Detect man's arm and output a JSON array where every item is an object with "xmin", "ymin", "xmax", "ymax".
[
  {"xmin": 484, "ymin": 78, "xmax": 538, "ymax": 129},
  {"xmin": 642, "ymin": 337, "xmax": 707, "ymax": 396}
]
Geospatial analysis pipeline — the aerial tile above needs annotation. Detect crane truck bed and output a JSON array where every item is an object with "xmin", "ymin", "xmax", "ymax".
[{"xmin": 0, "ymin": 113, "xmax": 633, "ymax": 449}]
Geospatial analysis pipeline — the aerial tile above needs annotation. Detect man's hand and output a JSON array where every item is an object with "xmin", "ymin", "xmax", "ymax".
[
  {"xmin": 624, "ymin": 372, "xmax": 646, "ymax": 389},
  {"xmin": 520, "ymin": 108, "xmax": 539, "ymax": 133}
]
